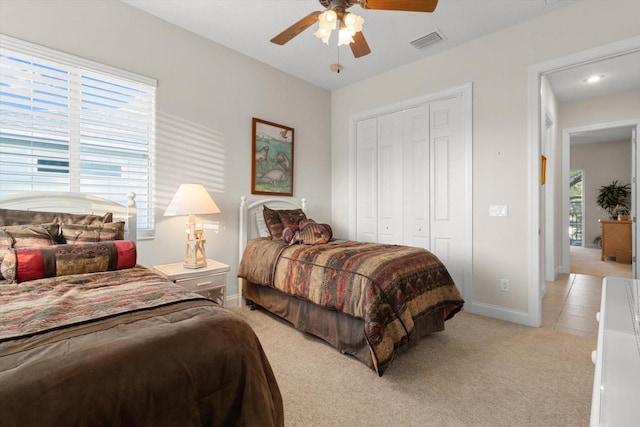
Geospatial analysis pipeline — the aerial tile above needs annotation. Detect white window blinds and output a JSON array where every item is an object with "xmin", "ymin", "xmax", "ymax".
[{"xmin": 0, "ymin": 35, "xmax": 157, "ymax": 238}]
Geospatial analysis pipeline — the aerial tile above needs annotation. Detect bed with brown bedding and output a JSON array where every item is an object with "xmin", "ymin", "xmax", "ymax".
[
  {"xmin": 237, "ymin": 197, "xmax": 464, "ymax": 376},
  {"xmin": 0, "ymin": 193, "xmax": 283, "ymax": 426}
]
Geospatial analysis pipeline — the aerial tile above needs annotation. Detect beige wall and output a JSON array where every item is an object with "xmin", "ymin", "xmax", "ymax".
[
  {"xmin": 0, "ymin": 0, "xmax": 333, "ymax": 299},
  {"xmin": 331, "ymin": 1, "xmax": 640, "ymax": 320}
]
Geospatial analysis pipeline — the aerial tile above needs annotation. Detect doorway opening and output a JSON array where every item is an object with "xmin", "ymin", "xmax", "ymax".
[{"xmin": 527, "ymin": 36, "xmax": 640, "ymax": 327}]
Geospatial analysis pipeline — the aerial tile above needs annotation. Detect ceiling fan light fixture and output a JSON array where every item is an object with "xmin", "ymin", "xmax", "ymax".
[
  {"xmin": 315, "ymin": 9, "xmax": 338, "ymax": 44},
  {"xmin": 314, "ymin": 27, "xmax": 332, "ymax": 44},
  {"xmin": 343, "ymin": 12, "xmax": 364, "ymax": 35},
  {"xmin": 338, "ymin": 27, "xmax": 355, "ymax": 46},
  {"xmin": 318, "ymin": 10, "xmax": 337, "ymax": 29}
]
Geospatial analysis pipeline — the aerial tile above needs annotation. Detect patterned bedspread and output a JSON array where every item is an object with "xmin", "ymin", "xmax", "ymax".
[
  {"xmin": 239, "ymin": 239, "xmax": 464, "ymax": 374},
  {"xmin": 0, "ymin": 266, "xmax": 201, "ymax": 341}
]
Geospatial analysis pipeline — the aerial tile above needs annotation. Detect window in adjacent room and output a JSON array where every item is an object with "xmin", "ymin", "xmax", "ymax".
[
  {"xmin": 0, "ymin": 35, "xmax": 157, "ymax": 238},
  {"xmin": 569, "ymin": 169, "xmax": 584, "ymax": 247}
]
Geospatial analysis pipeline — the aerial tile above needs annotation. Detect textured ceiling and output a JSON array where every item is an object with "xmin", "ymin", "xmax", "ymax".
[
  {"xmin": 122, "ymin": 0, "xmax": 577, "ymax": 91},
  {"xmin": 122, "ymin": 0, "xmax": 639, "ymax": 144}
]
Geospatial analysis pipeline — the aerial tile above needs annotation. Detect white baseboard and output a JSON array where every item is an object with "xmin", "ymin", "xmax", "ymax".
[
  {"xmin": 225, "ymin": 293, "xmax": 241, "ymax": 308},
  {"xmin": 465, "ymin": 301, "xmax": 531, "ymax": 326}
]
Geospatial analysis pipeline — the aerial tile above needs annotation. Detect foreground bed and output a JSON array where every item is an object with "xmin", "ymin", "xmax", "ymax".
[
  {"xmin": 0, "ymin": 193, "xmax": 283, "ymax": 426},
  {"xmin": 238, "ymin": 197, "xmax": 464, "ymax": 376}
]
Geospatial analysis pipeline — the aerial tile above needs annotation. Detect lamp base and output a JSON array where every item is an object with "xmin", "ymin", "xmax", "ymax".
[
  {"xmin": 184, "ymin": 219, "xmax": 207, "ymax": 268},
  {"xmin": 183, "ymin": 260, "xmax": 207, "ymax": 269}
]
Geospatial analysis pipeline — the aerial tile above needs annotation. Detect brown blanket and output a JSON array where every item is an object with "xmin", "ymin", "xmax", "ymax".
[
  {"xmin": 0, "ymin": 267, "xmax": 283, "ymax": 426},
  {"xmin": 239, "ymin": 239, "xmax": 464, "ymax": 375}
]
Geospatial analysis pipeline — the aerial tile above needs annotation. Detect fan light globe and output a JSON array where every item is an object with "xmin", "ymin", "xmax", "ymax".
[
  {"xmin": 314, "ymin": 27, "xmax": 332, "ymax": 44},
  {"xmin": 338, "ymin": 27, "xmax": 354, "ymax": 46},
  {"xmin": 343, "ymin": 13, "xmax": 364, "ymax": 34}
]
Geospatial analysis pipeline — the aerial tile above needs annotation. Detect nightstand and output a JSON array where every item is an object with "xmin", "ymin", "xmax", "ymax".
[{"xmin": 153, "ymin": 259, "xmax": 230, "ymax": 306}]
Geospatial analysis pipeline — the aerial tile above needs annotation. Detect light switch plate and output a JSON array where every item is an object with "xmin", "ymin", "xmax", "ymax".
[{"xmin": 489, "ymin": 205, "xmax": 509, "ymax": 217}]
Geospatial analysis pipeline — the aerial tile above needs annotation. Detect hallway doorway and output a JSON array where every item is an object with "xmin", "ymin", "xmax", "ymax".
[{"xmin": 527, "ymin": 36, "xmax": 640, "ymax": 327}]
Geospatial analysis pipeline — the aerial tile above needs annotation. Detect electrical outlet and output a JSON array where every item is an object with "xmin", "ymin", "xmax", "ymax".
[{"xmin": 500, "ymin": 279, "xmax": 509, "ymax": 292}]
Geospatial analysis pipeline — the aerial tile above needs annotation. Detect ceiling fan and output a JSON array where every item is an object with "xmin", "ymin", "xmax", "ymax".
[{"xmin": 270, "ymin": 0, "xmax": 439, "ymax": 59}]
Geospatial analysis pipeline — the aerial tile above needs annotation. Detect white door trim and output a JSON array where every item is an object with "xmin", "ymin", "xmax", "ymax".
[{"xmin": 528, "ymin": 35, "xmax": 640, "ymax": 327}]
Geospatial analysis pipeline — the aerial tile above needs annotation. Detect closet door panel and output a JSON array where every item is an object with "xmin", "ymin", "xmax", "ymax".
[
  {"xmin": 356, "ymin": 118, "xmax": 378, "ymax": 242},
  {"xmin": 403, "ymin": 105, "xmax": 430, "ymax": 248},
  {"xmin": 377, "ymin": 112, "xmax": 404, "ymax": 244}
]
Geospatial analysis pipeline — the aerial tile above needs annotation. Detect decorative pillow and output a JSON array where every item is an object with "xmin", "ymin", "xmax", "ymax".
[
  {"xmin": 0, "ymin": 248, "xmax": 16, "ymax": 283},
  {"xmin": 0, "ymin": 231, "xmax": 13, "ymax": 280},
  {"xmin": 0, "ymin": 223, "xmax": 59, "ymax": 247},
  {"xmin": 0, "ymin": 208, "xmax": 112, "ymax": 227},
  {"xmin": 0, "ymin": 240, "xmax": 137, "ymax": 283},
  {"xmin": 282, "ymin": 224, "xmax": 299, "ymax": 244},
  {"xmin": 262, "ymin": 206, "xmax": 307, "ymax": 240},
  {"xmin": 278, "ymin": 209, "xmax": 307, "ymax": 227},
  {"xmin": 61, "ymin": 221, "xmax": 125, "ymax": 244},
  {"xmin": 286, "ymin": 219, "xmax": 333, "ymax": 246}
]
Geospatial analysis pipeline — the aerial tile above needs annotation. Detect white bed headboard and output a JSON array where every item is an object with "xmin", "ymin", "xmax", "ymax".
[
  {"xmin": 238, "ymin": 196, "xmax": 306, "ymax": 259},
  {"xmin": 0, "ymin": 192, "xmax": 137, "ymax": 242}
]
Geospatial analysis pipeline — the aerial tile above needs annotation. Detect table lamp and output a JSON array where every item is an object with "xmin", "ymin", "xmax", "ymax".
[{"xmin": 164, "ymin": 183, "xmax": 221, "ymax": 268}]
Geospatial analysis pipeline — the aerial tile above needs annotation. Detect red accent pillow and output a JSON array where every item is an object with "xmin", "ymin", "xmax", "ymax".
[{"xmin": 1, "ymin": 240, "xmax": 137, "ymax": 283}]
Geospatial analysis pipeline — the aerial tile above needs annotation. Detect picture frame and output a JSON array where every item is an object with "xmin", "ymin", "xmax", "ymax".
[{"xmin": 251, "ymin": 118, "xmax": 295, "ymax": 196}]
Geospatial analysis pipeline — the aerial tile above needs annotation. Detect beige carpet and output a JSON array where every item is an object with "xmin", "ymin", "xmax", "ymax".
[
  {"xmin": 570, "ymin": 246, "xmax": 631, "ymax": 277},
  {"xmin": 236, "ymin": 308, "xmax": 596, "ymax": 427}
]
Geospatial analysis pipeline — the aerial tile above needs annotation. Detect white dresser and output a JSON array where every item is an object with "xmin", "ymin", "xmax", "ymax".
[{"xmin": 590, "ymin": 277, "xmax": 640, "ymax": 426}]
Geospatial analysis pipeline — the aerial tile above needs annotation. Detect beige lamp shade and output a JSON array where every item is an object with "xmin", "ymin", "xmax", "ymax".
[{"xmin": 164, "ymin": 183, "xmax": 221, "ymax": 217}]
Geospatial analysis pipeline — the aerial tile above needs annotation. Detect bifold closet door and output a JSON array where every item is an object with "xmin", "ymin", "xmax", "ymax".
[
  {"xmin": 355, "ymin": 90, "xmax": 470, "ymax": 294},
  {"xmin": 377, "ymin": 111, "xmax": 404, "ymax": 245},
  {"xmin": 402, "ymin": 105, "xmax": 430, "ymax": 248},
  {"xmin": 356, "ymin": 106, "xmax": 429, "ymax": 246},
  {"xmin": 355, "ymin": 118, "xmax": 377, "ymax": 242}
]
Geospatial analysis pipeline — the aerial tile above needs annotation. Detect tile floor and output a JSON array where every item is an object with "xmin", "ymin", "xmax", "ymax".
[
  {"xmin": 542, "ymin": 273, "xmax": 603, "ymax": 337},
  {"xmin": 542, "ymin": 246, "xmax": 632, "ymax": 337}
]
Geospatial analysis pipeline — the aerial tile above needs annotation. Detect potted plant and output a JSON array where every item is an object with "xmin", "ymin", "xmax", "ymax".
[
  {"xmin": 596, "ymin": 180, "xmax": 630, "ymax": 219},
  {"xmin": 613, "ymin": 205, "xmax": 631, "ymax": 221}
]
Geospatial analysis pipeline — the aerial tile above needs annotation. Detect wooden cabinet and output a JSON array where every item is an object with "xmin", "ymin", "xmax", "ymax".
[{"xmin": 598, "ymin": 220, "xmax": 632, "ymax": 262}]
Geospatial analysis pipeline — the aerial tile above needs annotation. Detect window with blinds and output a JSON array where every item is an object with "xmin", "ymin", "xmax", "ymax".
[{"xmin": 0, "ymin": 35, "xmax": 157, "ymax": 238}]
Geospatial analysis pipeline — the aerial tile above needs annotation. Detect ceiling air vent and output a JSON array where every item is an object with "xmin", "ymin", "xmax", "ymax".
[{"xmin": 410, "ymin": 30, "xmax": 445, "ymax": 50}]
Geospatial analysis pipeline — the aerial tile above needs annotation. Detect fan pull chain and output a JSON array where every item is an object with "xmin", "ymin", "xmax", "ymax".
[{"xmin": 330, "ymin": 45, "xmax": 341, "ymax": 73}]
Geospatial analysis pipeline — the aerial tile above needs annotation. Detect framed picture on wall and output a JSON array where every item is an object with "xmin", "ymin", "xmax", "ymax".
[{"xmin": 251, "ymin": 117, "xmax": 295, "ymax": 196}]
